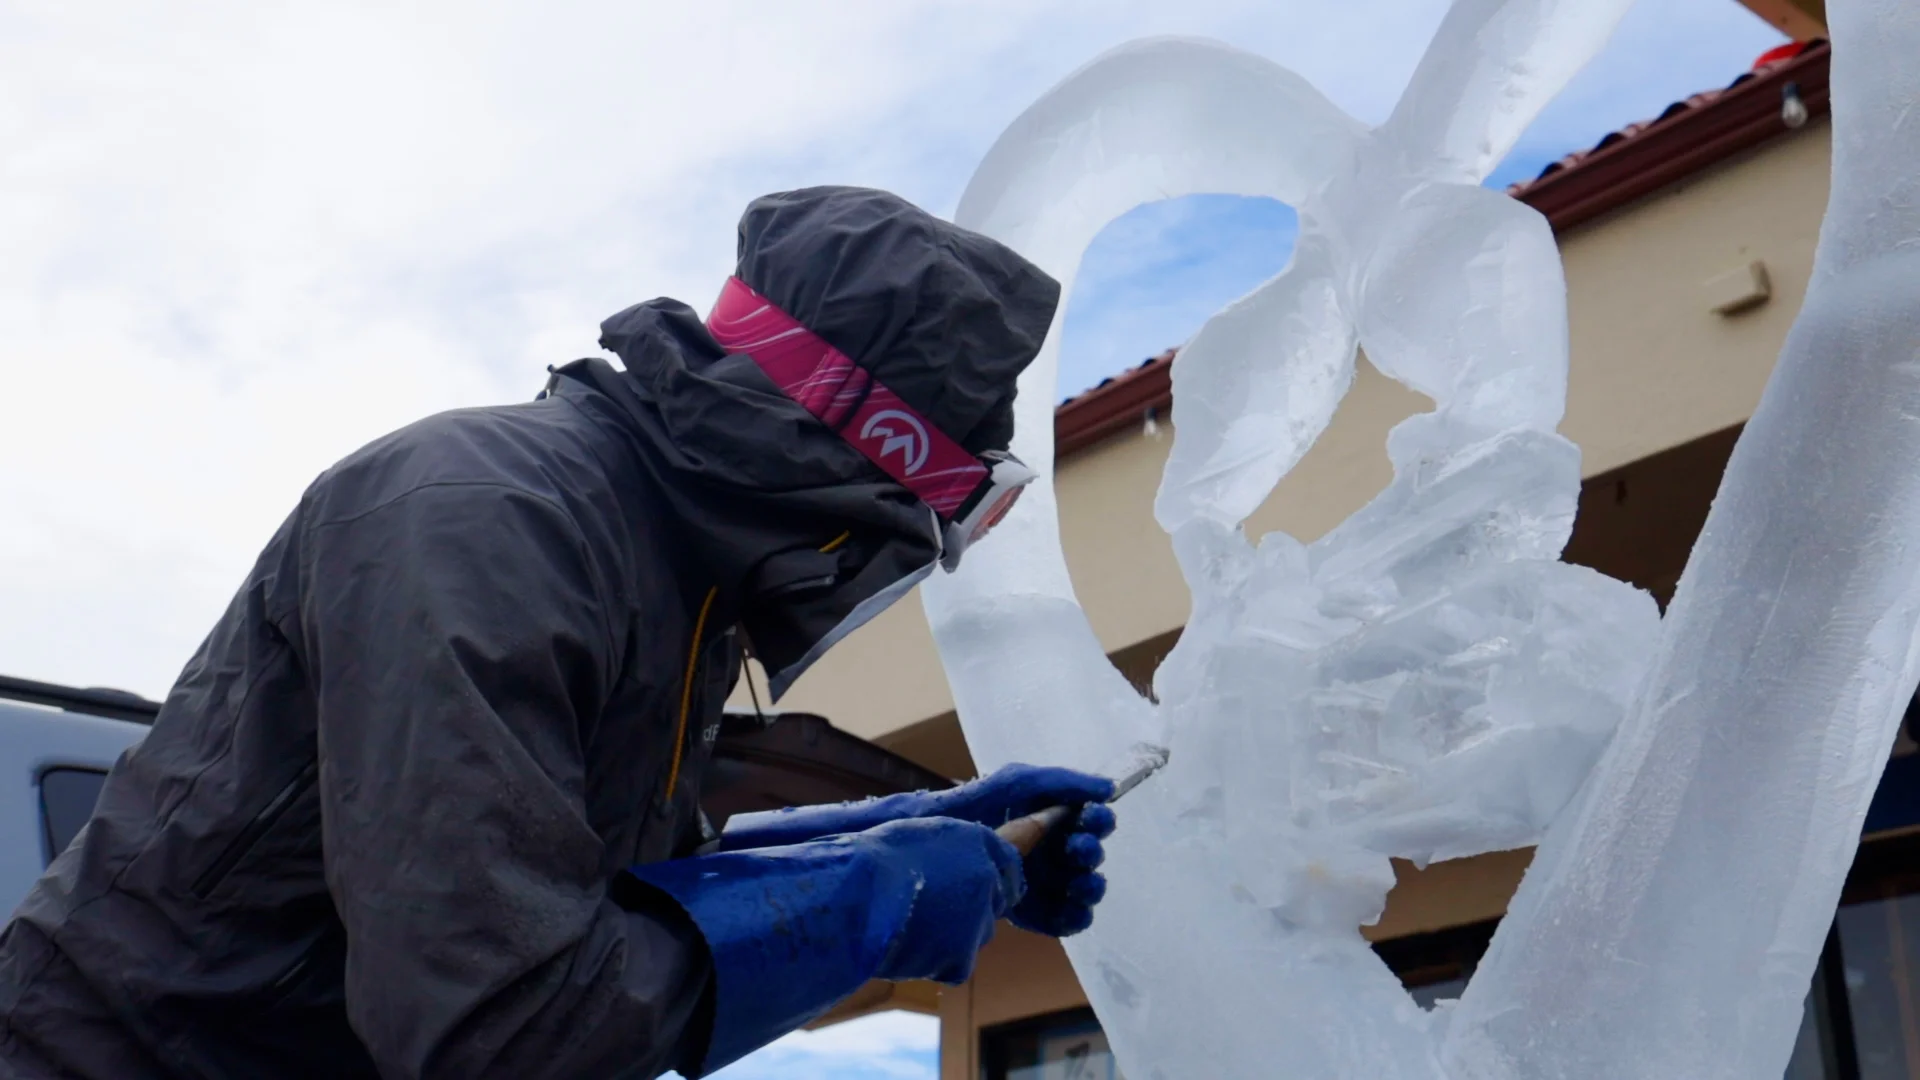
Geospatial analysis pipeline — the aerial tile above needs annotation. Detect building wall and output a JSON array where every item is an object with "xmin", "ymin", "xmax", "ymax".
[{"xmin": 744, "ymin": 120, "xmax": 1833, "ymax": 757}]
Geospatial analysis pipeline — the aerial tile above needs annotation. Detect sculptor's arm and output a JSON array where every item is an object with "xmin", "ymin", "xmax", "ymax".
[{"xmin": 303, "ymin": 483, "xmax": 711, "ymax": 1079}]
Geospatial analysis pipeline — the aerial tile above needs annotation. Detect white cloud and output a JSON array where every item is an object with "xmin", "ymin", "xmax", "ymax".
[
  {"xmin": 763, "ymin": 1009, "xmax": 940, "ymax": 1057},
  {"xmin": 3, "ymin": 0, "xmax": 1460, "ymax": 696},
  {"xmin": 687, "ymin": 1010, "xmax": 939, "ymax": 1080}
]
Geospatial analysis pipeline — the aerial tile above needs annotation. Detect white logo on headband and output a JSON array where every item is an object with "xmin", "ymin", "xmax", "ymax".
[{"xmin": 859, "ymin": 410, "xmax": 931, "ymax": 476}]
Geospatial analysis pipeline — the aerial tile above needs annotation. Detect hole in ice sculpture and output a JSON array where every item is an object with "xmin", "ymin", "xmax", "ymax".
[
  {"xmin": 1236, "ymin": 355, "xmax": 1433, "ymax": 546},
  {"xmin": 1057, "ymin": 194, "xmax": 1298, "ymax": 401}
]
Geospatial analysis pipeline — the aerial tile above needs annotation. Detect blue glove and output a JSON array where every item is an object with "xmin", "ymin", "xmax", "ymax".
[
  {"xmin": 627, "ymin": 817, "xmax": 1023, "ymax": 1076},
  {"xmin": 1008, "ymin": 802, "xmax": 1115, "ymax": 937},
  {"xmin": 721, "ymin": 762, "xmax": 1116, "ymax": 847},
  {"xmin": 720, "ymin": 762, "xmax": 1116, "ymax": 939}
]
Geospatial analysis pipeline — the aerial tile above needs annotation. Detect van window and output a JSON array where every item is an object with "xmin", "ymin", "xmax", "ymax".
[{"xmin": 40, "ymin": 767, "xmax": 108, "ymax": 865}]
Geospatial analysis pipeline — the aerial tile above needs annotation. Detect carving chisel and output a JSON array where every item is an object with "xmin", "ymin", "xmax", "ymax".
[{"xmin": 995, "ymin": 742, "xmax": 1170, "ymax": 855}]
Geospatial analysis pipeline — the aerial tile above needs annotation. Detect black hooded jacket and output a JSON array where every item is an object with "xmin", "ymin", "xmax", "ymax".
[{"xmin": 0, "ymin": 187, "xmax": 1058, "ymax": 1080}]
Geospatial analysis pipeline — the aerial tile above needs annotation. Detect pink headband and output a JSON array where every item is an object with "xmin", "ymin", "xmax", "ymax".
[{"xmin": 705, "ymin": 276, "xmax": 987, "ymax": 519}]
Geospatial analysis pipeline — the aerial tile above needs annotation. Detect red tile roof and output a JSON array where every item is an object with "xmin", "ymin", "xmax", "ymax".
[
  {"xmin": 1052, "ymin": 40, "xmax": 1832, "ymax": 461},
  {"xmin": 1505, "ymin": 38, "xmax": 1827, "ymax": 224}
]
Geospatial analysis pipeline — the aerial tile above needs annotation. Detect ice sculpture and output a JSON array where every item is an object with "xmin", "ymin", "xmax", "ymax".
[
  {"xmin": 922, "ymin": 0, "xmax": 1920, "ymax": 1076},
  {"xmin": 1443, "ymin": 2, "xmax": 1920, "ymax": 1075}
]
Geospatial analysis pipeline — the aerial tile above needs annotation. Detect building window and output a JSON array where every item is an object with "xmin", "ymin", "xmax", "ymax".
[
  {"xmin": 982, "ymin": 1009, "xmax": 1122, "ymax": 1080},
  {"xmin": 39, "ymin": 766, "xmax": 107, "ymax": 866},
  {"xmin": 1374, "ymin": 918, "xmax": 1496, "ymax": 1011},
  {"xmin": 1780, "ymin": 925, "xmax": 1857, "ymax": 1079},
  {"xmin": 1831, "ymin": 850, "xmax": 1920, "ymax": 1078}
]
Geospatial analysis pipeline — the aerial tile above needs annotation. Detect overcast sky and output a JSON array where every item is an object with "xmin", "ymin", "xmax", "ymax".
[{"xmin": 4, "ymin": 0, "xmax": 1784, "ymax": 1075}]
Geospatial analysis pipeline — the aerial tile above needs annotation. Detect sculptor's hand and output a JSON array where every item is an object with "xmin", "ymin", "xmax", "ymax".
[
  {"xmin": 1003, "ymin": 800, "xmax": 1115, "ymax": 937},
  {"xmin": 717, "ymin": 762, "xmax": 1118, "ymax": 935}
]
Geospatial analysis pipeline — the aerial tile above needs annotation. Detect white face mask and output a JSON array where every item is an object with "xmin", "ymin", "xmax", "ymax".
[{"xmin": 763, "ymin": 509, "xmax": 943, "ymax": 701}]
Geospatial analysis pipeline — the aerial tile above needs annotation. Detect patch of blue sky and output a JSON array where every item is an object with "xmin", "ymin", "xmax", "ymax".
[{"xmin": 1056, "ymin": 195, "xmax": 1300, "ymax": 402}]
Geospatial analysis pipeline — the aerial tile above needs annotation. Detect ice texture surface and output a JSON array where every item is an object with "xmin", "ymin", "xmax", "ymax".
[
  {"xmin": 1442, "ymin": 3, "xmax": 1920, "ymax": 1076},
  {"xmin": 925, "ymin": 1, "xmax": 1651, "ymax": 1075},
  {"xmin": 923, "ymin": 0, "xmax": 1920, "ymax": 1076}
]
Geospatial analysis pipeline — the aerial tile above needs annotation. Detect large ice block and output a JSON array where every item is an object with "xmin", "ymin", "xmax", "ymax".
[
  {"xmin": 926, "ymin": 0, "xmax": 1916, "ymax": 1076},
  {"xmin": 922, "ymin": 2, "xmax": 1655, "ymax": 1076}
]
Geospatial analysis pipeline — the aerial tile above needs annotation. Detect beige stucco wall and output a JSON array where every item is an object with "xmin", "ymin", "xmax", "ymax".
[{"xmin": 742, "ymin": 120, "xmax": 1834, "ymax": 747}]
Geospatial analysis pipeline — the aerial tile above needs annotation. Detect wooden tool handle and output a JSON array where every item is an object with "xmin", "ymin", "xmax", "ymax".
[
  {"xmin": 991, "ymin": 746, "xmax": 1169, "ymax": 858},
  {"xmin": 994, "ymin": 804, "xmax": 1072, "ymax": 856}
]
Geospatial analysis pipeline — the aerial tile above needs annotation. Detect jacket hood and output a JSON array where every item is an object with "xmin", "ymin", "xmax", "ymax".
[
  {"xmin": 734, "ymin": 185, "xmax": 1060, "ymax": 455},
  {"xmin": 575, "ymin": 186, "xmax": 1060, "ymax": 699}
]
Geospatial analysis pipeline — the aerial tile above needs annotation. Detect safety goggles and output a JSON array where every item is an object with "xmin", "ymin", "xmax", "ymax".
[
  {"xmin": 939, "ymin": 449, "xmax": 1034, "ymax": 570},
  {"xmin": 706, "ymin": 276, "xmax": 1036, "ymax": 571}
]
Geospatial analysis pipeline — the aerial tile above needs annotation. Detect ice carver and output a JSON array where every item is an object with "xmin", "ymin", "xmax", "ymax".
[{"xmin": 0, "ymin": 186, "xmax": 1119, "ymax": 1080}]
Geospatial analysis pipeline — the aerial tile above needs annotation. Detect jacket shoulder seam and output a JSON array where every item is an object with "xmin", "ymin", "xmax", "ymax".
[{"xmin": 306, "ymin": 480, "xmax": 573, "ymax": 532}]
